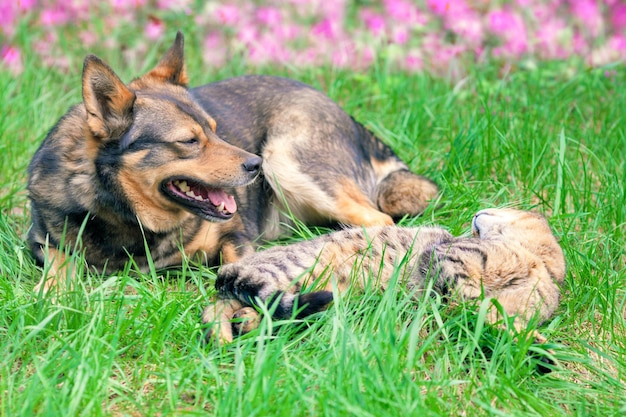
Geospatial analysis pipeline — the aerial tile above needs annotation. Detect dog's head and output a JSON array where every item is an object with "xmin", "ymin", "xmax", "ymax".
[{"xmin": 82, "ymin": 32, "xmax": 261, "ymax": 231}]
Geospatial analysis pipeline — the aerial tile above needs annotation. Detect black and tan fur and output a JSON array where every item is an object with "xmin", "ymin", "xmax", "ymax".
[
  {"xmin": 27, "ymin": 32, "xmax": 438, "ymax": 292},
  {"xmin": 203, "ymin": 209, "xmax": 566, "ymax": 344}
]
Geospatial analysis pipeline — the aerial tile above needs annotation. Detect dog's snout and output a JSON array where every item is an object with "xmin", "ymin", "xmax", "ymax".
[{"xmin": 242, "ymin": 156, "xmax": 262, "ymax": 174}]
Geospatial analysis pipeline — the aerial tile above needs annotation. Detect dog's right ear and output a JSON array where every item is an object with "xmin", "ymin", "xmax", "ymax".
[
  {"xmin": 143, "ymin": 31, "xmax": 188, "ymax": 86},
  {"xmin": 82, "ymin": 55, "xmax": 136, "ymax": 140}
]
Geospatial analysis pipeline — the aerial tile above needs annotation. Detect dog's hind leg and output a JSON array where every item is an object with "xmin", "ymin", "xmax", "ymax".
[{"xmin": 332, "ymin": 178, "xmax": 395, "ymax": 226}]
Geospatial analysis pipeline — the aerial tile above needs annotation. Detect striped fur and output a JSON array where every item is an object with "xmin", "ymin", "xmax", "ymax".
[{"xmin": 203, "ymin": 208, "xmax": 566, "ymax": 344}]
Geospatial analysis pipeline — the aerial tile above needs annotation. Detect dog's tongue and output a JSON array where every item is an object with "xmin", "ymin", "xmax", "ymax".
[{"xmin": 208, "ymin": 189, "xmax": 237, "ymax": 213}]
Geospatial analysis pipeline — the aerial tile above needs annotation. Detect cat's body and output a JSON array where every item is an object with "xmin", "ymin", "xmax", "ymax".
[{"xmin": 203, "ymin": 208, "xmax": 566, "ymax": 344}]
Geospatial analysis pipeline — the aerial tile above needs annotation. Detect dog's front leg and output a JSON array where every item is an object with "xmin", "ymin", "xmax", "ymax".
[
  {"xmin": 33, "ymin": 246, "xmax": 76, "ymax": 295},
  {"xmin": 202, "ymin": 298, "xmax": 258, "ymax": 345}
]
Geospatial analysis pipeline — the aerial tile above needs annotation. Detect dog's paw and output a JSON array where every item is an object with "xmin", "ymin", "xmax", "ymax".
[
  {"xmin": 232, "ymin": 307, "xmax": 261, "ymax": 336},
  {"xmin": 201, "ymin": 299, "xmax": 245, "ymax": 346}
]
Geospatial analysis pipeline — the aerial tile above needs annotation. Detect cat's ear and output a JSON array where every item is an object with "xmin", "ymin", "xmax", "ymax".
[{"xmin": 82, "ymin": 55, "xmax": 135, "ymax": 140}]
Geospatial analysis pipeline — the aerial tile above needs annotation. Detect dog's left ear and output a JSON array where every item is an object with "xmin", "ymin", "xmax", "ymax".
[
  {"xmin": 82, "ymin": 55, "xmax": 136, "ymax": 140},
  {"xmin": 144, "ymin": 31, "xmax": 188, "ymax": 86}
]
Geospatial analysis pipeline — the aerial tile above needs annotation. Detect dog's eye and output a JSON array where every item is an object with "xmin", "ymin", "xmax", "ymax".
[{"xmin": 180, "ymin": 138, "xmax": 198, "ymax": 145}]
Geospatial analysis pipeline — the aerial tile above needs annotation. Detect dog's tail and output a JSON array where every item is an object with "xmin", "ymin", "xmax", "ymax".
[
  {"xmin": 375, "ymin": 169, "xmax": 439, "ymax": 219},
  {"xmin": 352, "ymin": 118, "xmax": 439, "ymax": 219}
]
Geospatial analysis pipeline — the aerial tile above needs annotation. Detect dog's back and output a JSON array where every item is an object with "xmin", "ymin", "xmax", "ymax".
[{"xmin": 193, "ymin": 75, "xmax": 439, "ymax": 240}]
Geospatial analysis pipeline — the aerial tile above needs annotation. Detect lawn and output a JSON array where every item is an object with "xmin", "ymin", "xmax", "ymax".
[{"xmin": 1, "ymin": 13, "xmax": 625, "ymax": 417}]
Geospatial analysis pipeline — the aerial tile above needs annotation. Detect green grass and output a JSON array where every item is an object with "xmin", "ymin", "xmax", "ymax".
[{"xmin": 1, "ymin": 31, "xmax": 625, "ymax": 416}]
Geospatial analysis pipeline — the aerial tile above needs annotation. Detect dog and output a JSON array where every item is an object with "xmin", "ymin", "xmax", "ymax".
[{"xmin": 27, "ymin": 32, "xmax": 439, "ymax": 292}]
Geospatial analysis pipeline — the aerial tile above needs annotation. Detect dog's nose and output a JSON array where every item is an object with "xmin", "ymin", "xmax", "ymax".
[{"xmin": 242, "ymin": 156, "xmax": 262, "ymax": 174}]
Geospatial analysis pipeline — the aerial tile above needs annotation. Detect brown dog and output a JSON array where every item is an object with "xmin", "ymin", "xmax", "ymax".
[{"xmin": 27, "ymin": 32, "xmax": 438, "ymax": 291}]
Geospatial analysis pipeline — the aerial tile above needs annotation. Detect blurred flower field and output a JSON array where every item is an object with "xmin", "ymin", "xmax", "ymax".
[{"xmin": 1, "ymin": 0, "xmax": 625, "ymax": 77}]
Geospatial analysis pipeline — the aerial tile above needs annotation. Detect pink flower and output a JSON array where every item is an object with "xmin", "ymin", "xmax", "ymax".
[
  {"xmin": 608, "ymin": 34, "xmax": 626, "ymax": 52},
  {"xmin": 157, "ymin": 0, "xmax": 191, "ymax": 11},
  {"xmin": 360, "ymin": 9, "xmax": 386, "ymax": 37},
  {"xmin": 384, "ymin": 0, "xmax": 426, "ymax": 25},
  {"xmin": 203, "ymin": 32, "xmax": 227, "ymax": 67},
  {"xmin": 427, "ymin": 0, "xmax": 450, "ymax": 15},
  {"xmin": 0, "ymin": 3, "xmax": 16, "ymax": 34},
  {"xmin": 40, "ymin": 7, "xmax": 69, "ymax": 26},
  {"xmin": 427, "ymin": 0, "xmax": 468, "ymax": 16},
  {"xmin": 404, "ymin": 51, "xmax": 423, "ymax": 72},
  {"xmin": 489, "ymin": 10, "xmax": 515, "ymax": 35},
  {"xmin": 611, "ymin": 3, "xmax": 626, "ymax": 31},
  {"xmin": 273, "ymin": 24, "xmax": 301, "ymax": 42},
  {"xmin": 569, "ymin": 0, "xmax": 602, "ymax": 37},
  {"xmin": 215, "ymin": 4, "xmax": 240, "ymax": 25},
  {"xmin": 79, "ymin": 31, "xmax": 98, "ymax": 47},
  {"xmin": 488, "ymin": 9, "xmax": 528, "ymax": 57},
  {"xmin": 17, "ymin": 0, "xmax": 37, "ymax": 12},
  {"xmin": 535, "ymin": 18, "xmax": 567, "ymax": 59},
  {"xmin": 446, "ymin": 9, "xmax": 482, "ymax": 46},
  {"xmin": 391, "ymin": 26, "xmax": 410, "ymax": 44},
  {"xmin": 572, "ymin": 32, "xmax": 587, "ymax": 54},
  {"xmin": 111, "ymin": 0, "xmax": 147, "ymax": 9},
  {"xmin": 312, "ymin": 18, "xmax": 340, "ymax": 40},
  {"xmin": 1, "ymin": 45, "xmax": 23, "ymax": 75},
  {"xmin": 256, "ymin": 7, "xmax": 281, "ymax": 26},
  {"xmin": 145, "ymin": 17, "xmax": 165, "ymax": 40},
  {"xmin": 237, "ymin": 26, "xmax": 259, "ymax": 45}
]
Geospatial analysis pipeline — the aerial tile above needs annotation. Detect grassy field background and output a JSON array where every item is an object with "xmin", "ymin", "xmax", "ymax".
[{"xmin": 1, "ymin": 29, "xmax": 625, "ymax": 416}]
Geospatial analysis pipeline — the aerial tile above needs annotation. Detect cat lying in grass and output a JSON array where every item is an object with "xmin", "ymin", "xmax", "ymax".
[{"xmin": 202, "ymin": 208, "xmax": 566, "ymax": 345}]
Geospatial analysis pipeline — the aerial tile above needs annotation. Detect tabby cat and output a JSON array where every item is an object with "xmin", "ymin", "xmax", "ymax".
[{"xmin": 202, "ymin": 208, "xmax": 566, "ymax": 344}]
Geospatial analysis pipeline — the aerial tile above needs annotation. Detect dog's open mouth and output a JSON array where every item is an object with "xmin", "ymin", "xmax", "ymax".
[{"xmin": 162, "ymin": 178, "xmax": 237, "ymax": 221}]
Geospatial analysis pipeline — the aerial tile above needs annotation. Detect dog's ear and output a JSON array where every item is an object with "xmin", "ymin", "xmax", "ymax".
[
  {"xmin": 82, "ymin": 55, "xmax": 136, "ymax": 140},
  {"xmin": 144, "ymin": 31, "xmax": 188, "ymax": 86}
]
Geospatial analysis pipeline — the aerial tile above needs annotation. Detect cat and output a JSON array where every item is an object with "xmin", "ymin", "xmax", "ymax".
[{"xmin": 202, "ymin": 208, "xmax": 566, "ymax": 345}]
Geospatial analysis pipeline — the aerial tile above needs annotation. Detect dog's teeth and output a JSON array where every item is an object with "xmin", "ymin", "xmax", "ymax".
[
  {"xmin": 195, "ymin": 195, "xmax": 204, "ymax": 201},
  {"xmin": 178, "ymin": 181, "xmax": 190, "ymax": 192},
  {"xmin": 217, "ymin": 202, "xmax": 225, "ymax": 212},
  {"xmin": 185, "ymin": 190, "xmax": 195, "ymax": 198}
]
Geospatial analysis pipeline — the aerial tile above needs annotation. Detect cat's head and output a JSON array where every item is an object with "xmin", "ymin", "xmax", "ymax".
[
  {"xmin": 471, "ymin": 208, "xmax": 566, "ymax": 282},
  {"xmin": 471, "ymin": 208, "xmax": 551, "ymax": 240}
]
